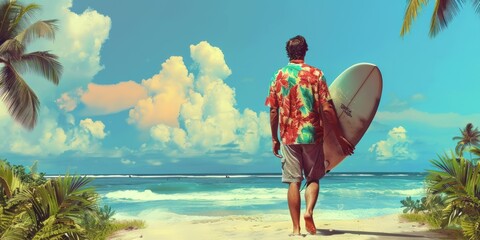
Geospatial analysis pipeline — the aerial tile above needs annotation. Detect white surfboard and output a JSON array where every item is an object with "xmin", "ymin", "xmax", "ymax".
[{"xmin": 323, "ymin": 63, "xmax": 383, "ymax": 173}]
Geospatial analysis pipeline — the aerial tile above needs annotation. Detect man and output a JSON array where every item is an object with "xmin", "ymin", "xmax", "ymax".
[{"xmin": 265, "ymin": 35, "xmax": 354, "ymax": 236}]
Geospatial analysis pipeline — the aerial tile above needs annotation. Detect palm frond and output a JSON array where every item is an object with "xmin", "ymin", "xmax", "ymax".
[
  {"xmin": 429, "ymin": 0, "xmax": 464, "ymax": 37},
  {"xmin": 0, "ymin": 63, "xmax": 39, "ymax": 130},
  {"xmin": 461, "ymin": 216, "xmax": 480, "ymax": 240},
  {"xmin": 427, "ymin": 152, "xmax": 480, "ymax": 230},
  {"xmin": 0, "ymin": 38, "xmax": 25, "ymax": 60},
  {"xmin": 15, "ymin": 51, "xmax": 62, "ymax": 84},
  {"xmin": 470, "ymin": 147, "xmax": 480, "ymax": 163},
  {"xmin": 400, "ymin": 0, "xmax": 430, "ymax": 37},
  {"xmin": 0, "ymin": 163, "xmax": 24, "ymax": 198},
  {"xmin": 11, "ymin": 175, "xmax": 96, "ymax": 238},
  {"xmin": 9, "ymin": 3, "xmax": 41, "ymax": 36},
  {"xmin": 31, "ymin": 218, "xmax": 85, "ymax": 240},
  {"xmin": 0, "ymin": 1, "xmax": 17, "ymax": 42},
  {"xmin": 474, "ymin": 0, "xmax": 480, "ymax": 13},
  {"xmin": 0, "ymin": 224, "xmax": 30, "ymax": 240},
  {"xmin": 15, "ymin": 20, "xmax": 58, "ymax": 45}
]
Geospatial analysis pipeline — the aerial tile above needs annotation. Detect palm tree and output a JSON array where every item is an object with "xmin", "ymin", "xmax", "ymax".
[
  {"xmin": 0, "ymin": 0, "xmax": 63, "ymax": 130},
  {"xmin": 400, "ymin": 0, "xmax": 480, "ymax": 37},
  {"xmin": 453, "ymin": 123, "xmax": 480, "ymax": 159},
  {"xmin": 426, "ymin": 152, "xmax": 480, "ymax": 239}
]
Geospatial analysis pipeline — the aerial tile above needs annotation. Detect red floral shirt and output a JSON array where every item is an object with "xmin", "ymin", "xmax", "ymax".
[{"xmin": 265, "ymin": 60, "xmax": 331, "ymax": 144}]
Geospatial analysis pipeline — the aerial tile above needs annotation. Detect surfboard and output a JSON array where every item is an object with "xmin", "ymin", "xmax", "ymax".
[{"xmin": 323, "ymin": 63, "xmax": 383, "ymax": 173}]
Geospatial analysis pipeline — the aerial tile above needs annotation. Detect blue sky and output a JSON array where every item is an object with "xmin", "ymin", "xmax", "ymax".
[{"xmin": 1, "ymin": 0, "xmax": 479, "ymax": 174}]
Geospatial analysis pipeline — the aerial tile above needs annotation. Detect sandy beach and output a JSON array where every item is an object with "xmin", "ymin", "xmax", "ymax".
[{"xmin": 109, "ymin": 214, "xmax": 451, "ymax": 240}]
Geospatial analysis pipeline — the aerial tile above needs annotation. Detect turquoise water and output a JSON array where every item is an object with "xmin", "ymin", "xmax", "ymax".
[{"xmin": 79, "ymin": 173, "xmax": 426, "ymax": 221}]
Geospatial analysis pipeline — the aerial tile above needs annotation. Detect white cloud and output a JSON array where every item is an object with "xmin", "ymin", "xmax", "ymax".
[
  {"xmin": 150, "ymin": 124, "xmax": 171, "ymax": 143},
  {"xmin": 0, "ymin": 1, "xmax": 111, "ymax": 157},
  {"xmin": 80, "ymin": 118, "xmax": 107, "ymax": 139},
  {"xmin": 411, "ymin": 93, "xmax": 425, "ymax": 101},
  {"xmin": 128, "ymin": 56, "xmax": 194, "ymax": 129},
  {"xmin": 0, "ymin": 107, "xmax": 107, "ymax": 156},
  {"xmin": 124, "ymin": 41, "xmax": 270, "ymax": 155},
  {"xmin": 147, "ymin": 160, "xmax": 162, "ymax": 166},
  {"xmin": 369, "ymin": 126, "xmax": 417, "ymax": 160},
  {"xmin": 384, "ymin": 94, "xmax": 426, "ymax": 111},
  {"xmin": 24, "ymin": 0, "xmax": 111, "ymax": 100},
  {"xmin": 190, "ymin": 41, "xmax": 232, "ymax": 93},
  {"xmin": 121, "ymin": 159, "xmax": 136, "ymax": 165},
  {"xmin": 376, "ymin": 108, "xmax": 480, "ymax": 128},
  {"xmin": 218, "ymin": 157, "xmax": 253, "ymax": 165},
  {"xmin": 56, "ymin": 92, "xmax": 78, "ymax": 112}
]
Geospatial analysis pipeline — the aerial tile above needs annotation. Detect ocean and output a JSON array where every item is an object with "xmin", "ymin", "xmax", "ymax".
[{"xmin": 63, "ymin": 173, "xmax": 427, "ymax": 222}]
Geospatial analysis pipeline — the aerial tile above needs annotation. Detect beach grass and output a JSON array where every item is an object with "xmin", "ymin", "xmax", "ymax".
[
  {"xmin": 400, "ymin": 213, "xmax": 464, "ymax": 239},
  {"xmin": 400, "ymin": 213, "xmax": 441, "ymax": 229},
  {"xmin": 90, "ymin": 219, "xmax": 146, "ymax": 240}
]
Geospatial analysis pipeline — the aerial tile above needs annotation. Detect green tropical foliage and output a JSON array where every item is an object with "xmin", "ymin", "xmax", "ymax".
[
  {"xmin": 401, "ymin": 196, "xmax": 427, "ymax": 213},
  {"xmin": 0, "ymin": 0, "xmax": 63, "ymax": 130},
  {"xmin": 470, "ymin": 147, "xmax": 480, "ymax": 164},
  {"xmin": 0, "ymin": 162, "xmax": 96, "ymax": 239},
  {"xmin": 453, "ymin": 123, "xmax": 480, "ymax": 159},
  {"xmin": 426, "ymin": 152, "xmax": 480, "ymax": 239},
  {"xmin": 401, "ymin": 124, "xmax": 480, "ymax": 239},
  {"xmin": 0, "ymin": 160, "xmax": 142, "ymax": 239},
  {"xmin": 401, "ymin": 0, "xmax": 480, "ymax": 37}
]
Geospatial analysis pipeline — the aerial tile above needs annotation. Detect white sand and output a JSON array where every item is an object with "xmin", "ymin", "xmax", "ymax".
[{"xmin": 109, "ymin": 214, "xmax": 451, "ymax": 240}]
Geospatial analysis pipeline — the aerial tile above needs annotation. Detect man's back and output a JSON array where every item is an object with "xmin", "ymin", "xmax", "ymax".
[{"xmin": 265, "ymin": 60, "xmax": 330, "ymax": 145}]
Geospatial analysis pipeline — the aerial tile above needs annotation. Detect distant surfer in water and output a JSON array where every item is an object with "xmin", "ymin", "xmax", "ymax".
[{"xmin": 265, "ymin": 35, "xmax": 354, "ymax": 236}]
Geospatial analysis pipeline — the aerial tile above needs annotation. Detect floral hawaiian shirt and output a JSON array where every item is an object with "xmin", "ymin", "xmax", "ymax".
[{"xmin": 265, "ymin": 60, "xmax": 331, "ymax": 145}]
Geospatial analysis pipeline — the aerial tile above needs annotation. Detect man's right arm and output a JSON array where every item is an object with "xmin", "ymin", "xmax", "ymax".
[{"xmin": 270, "ymin": 107, "xmax": 283, "ymax": 158}]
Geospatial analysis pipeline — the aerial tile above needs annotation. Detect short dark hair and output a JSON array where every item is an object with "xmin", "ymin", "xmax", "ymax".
[{"xmin": 286, "ymin": 35, "xmax": 308, "ymax": 60}]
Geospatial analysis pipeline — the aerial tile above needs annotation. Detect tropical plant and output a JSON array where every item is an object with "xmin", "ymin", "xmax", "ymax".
[
  {"xmin": 0, "ymin": 160, "xmax": 143, "ymax": 239},
  {"xmin": 470, "ymin": 146, "xmax": 480, "ymax": 164},
  {"xmin": 426, "ymin": 152, "xmax": 480, "ymax": 239},
  {"xmin": 0, "ymin": 0, "xmax": 63, "ymax": 130},
  {"xmin": 0, "ymin": 161, "xmax": 98, "ymax": 239},
  {"xmin": 401, "ymin": 196, "xmax": 427, "ymax": 213},
  {"xmin": 400, "ymin": 0, "xmax": 480, "ymax": 37},
  {"xmin": 453, "ymin": 123, "xmax": 480, "ymax": 159},
  {"xmin": 1, "ymin": 160, "xmax": 46, "ymax": 187}
]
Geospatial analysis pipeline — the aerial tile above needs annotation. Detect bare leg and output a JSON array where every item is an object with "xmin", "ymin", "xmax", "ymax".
[
  {"xmin": 288, "ymin": 182, "xmax": 301, "ymax": 234},
  {"xmin": 304, "ymin": 180, "xmax": 319, "ymax": 235}
]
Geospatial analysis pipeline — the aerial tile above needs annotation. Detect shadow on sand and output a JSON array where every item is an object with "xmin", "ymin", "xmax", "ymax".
[{"xmin": 316, "ymin": 228, "xmax": 445, "ymax": 239}]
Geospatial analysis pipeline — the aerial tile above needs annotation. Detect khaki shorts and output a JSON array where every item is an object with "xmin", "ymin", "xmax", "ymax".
[{"xmin": 281, "ymin": 141, "xmax": 326, "ymax": 183}]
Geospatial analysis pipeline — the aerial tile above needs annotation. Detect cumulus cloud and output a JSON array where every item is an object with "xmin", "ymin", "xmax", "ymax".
[
  {"xmin": 127, "ymin": 56, "xmax": 194, "ymax": 128},
  {"xmin": 129, "ymin": 41, "xmax": 270, "ymax": 155},
  {"xmin": 0, "ymin": 107, "xmax": 107, "ymax": 156},
  {"xmin": 25, "ymin": 0, "xmax": 111, "ymax": 99},
  {"xmin": 80, "ymin": 118, "xmax": 107, "ymax": 139},
  {"xmin": 56, "ymin": 92, "xmax": 78, "ymax": 112},
  {"xmin": 80, "ymin": 81, "xmax": 148, "ymax": 115},
  {"xmin": 190, "ymin": 41, "xmax": 232, "ymax": 93},
  {"xmin": 369, "ymin": 126, "xmax": 417, "ymax": 160},
  {"xmin": 0, "ymin": 1, "xmax": 112, "ymax": 158}
]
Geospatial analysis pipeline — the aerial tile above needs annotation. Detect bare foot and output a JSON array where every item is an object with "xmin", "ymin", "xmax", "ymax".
[
  {"xmin": 291, "ymin": 227, "xmax": 301, "ymax": 236},
  {"xmin": 304, "ymin": 213, "xmax": 316, "ymax": 235}
]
